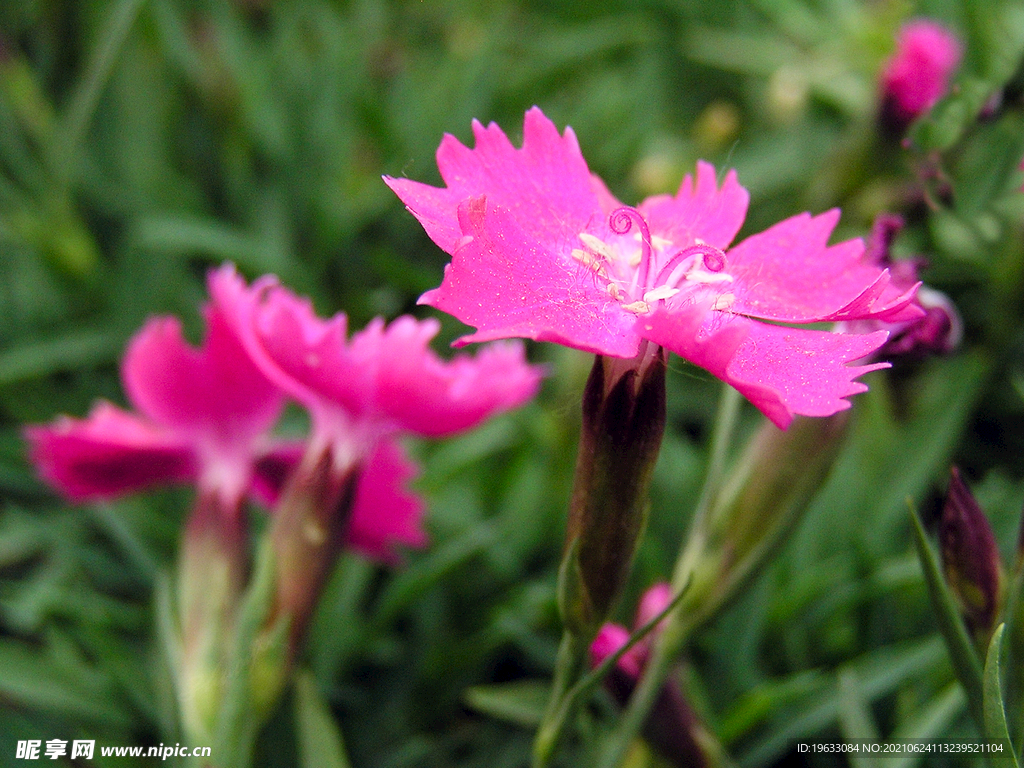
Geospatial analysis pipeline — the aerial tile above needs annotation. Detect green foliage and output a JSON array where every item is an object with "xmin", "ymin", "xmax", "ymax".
[{"xmin": 2, "ymin": 0, "xmax": 1024, "ymax": 766}]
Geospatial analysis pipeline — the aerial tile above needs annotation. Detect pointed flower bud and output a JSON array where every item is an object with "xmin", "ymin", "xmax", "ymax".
[
  {"xmin": 681, "ymin": 414, "xmax": 850, "ymax": 634},
  {"xmin": 561, "ymin": 344, "xmax": 667, "ymax": 635},
  {"xmin": 940, "ymin": 467, "xmax": 1003, "ymax": 641},
  {"xmin": 880, "ymin": 19, "xmax": 963, "ymax": 131}
]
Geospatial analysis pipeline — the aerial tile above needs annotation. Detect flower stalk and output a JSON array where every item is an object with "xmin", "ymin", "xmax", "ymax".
[
  {"xmin": 533, "ymin": 345, "xmax": 667, "ymax": 768},
  {"xmin": 176, "ymin": 492, "xmax": 248, "ymax": 747},
  {"xmin": 599, "ymin": 410, "xmax": 850, "ymax": 767}
]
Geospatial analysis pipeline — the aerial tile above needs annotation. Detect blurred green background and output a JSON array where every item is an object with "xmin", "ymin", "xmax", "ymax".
[{"xmin": 2, "ymin": 0, "xmax": 1024, "ymax": 765}]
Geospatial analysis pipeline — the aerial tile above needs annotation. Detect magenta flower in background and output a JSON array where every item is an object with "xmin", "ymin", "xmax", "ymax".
[
  {"xmin": 590, "ymin": 582, "xmax": 673, "ymax": 677},
  {"xmin": 386, "ymin": 108, "xmax": 923, "ymax": 428},
  {"xmin": 881, "ymin": 19, "xmax": 963, "ymax": 128},
  {"xmin": 210, "ymin": 264, "xmax": 542, "ymax": 461},
  {"xmin": 25, "ymin": 303, "xmax": 286, "ymax": 509},
  {"xmin": 209, "ymin": 265, "xmax": 543, "ymax": 562}
]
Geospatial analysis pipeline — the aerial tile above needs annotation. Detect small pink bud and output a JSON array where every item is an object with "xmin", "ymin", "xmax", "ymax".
[
  {"xmin": 590, "ymin": 623, "xmax": 643, "ymax": 679},
  {"xmin": 880, "ymin": 19, "xmax": 963, "ymax": 130},
  {"xmin": 634, "ymin": 582, "xmax": 674, "ymax": 637}
]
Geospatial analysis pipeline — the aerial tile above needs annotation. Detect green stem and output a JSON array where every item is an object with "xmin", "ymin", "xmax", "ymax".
[
  {"xmin": 597, "ymin": 383, "xmax": 741, "ymax": 768},
  {"xmin": 212, "ymin": 536, "xmax": 282, "ymax": 768},
  {"xmin": 532, "ymin": 630, "xmax": 590, "ymax": 768}
]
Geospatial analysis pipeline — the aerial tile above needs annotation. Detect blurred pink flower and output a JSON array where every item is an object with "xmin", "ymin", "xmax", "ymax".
[
  {"xmin": 386, "ymin": 108, "xmax": 922, "ymax": 428},
  {"xmin": 209, "ymin": 264, "xmax": 542, "ymax": 455},
  {"xmin": 589, "ymin": 582, "xmax": 672, "ymax": 677},
  {"xmin": 25, "ymin": 304, "xmax": 285, "ymax": 509},
  {"xmin": 209, "ymin": 265, "xmax": 543, "ymax": 560},
  {"xmin": 881, "ymin": 19, "xmax": 963, "ymax": 128}
]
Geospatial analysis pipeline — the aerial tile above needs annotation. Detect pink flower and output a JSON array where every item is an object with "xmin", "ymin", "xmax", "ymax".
[
  {"xmin": 208, "ymin": 265, "xmax": 543, "ymax": 559},
  {"xmin": 881, "ymin": 19, "xmax": 962, "ymax": 128},
  {"xmin": 385, "ymin": 108, "xmax": 922, "ymax": 428},
  {"xmin": 209, "ymin": 264, "xmax": 542, "ymax": 455},
  {"xmin": 25, "ymin": 303, "xmax": 286, "ymax": 508},
  {"xmin": 589, "ymin": 583, "xmax": 714, "ymax": 764},
  {"xmin": 835, "ymin": 214, "xmax": 961, "ymax": 358}
]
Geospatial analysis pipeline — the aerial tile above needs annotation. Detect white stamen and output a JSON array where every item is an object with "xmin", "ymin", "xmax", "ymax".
[
  {"xmin": 621, "ymin": 300, "xmax": 650, "ymax": 314},
  {"xmin": 606, "ymin": 283, "xmax": 623, "ymax": 300},
  {"xmin": 685, "ymin": 270, "xmax": 734, "ymax": 284},
  {"xmin": 643, "ymin": 285, "xmax": 680, "ymax": 302},
  {"xmin": 579, "ymin": 233, "xmax": 616, "ymax": 261},
  {"xmin": 571, "ymin": 248, "xmax": 608, "ymax": 277},
  {"xmin": 712, "ymin": 293, "xmax": 735, "ymax": 310}
]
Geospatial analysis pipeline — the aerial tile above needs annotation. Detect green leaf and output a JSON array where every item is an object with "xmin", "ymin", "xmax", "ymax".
[
  {"xmin": 837, "ymin": 669, "xmax": 883, "ymax": 768},
  {"xmin": 463, "ymin": 679, "xmax": 550, "ymax": 729},
  {"xmin": 0, "ymin": 328, "xmax": 122, "ymax": 384},
  {"xmin": 737, "ymin": 637, "xmax": 947, "ymax": 765},
  {"xmin": 909, "ymin": 504, "xmax": 985, "ymax": 731},
  {"xmin": 983, "ymin": 624, "xmax": 1019, "ymax": 766},
  {"xmin": 0, "ymin": 638, "xmax": 131, "ymax": 726},
  {"xmin": 295, "ymin": 670, "xmax": 352, "ymax": 768}
]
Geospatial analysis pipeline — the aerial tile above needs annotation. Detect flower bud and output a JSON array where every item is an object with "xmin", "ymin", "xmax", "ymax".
[
  {"xmin": 267, "ymin": 441, "xmax": 361, "ymax": 653},
  {"xmin": 589, "ymin": 586, "xmax": 725, "ymax": 768},
  {"xmin": 940, "ymin": 467, "xmax": 1003, "ymax": 642},
  {"xmin": 561, "ymin": 344, "xmax": 667, "ymax": 635},
  {"xmin": 680, "ymin": 413, "xmax": 849, "ymax": 633},
  {"xmin": 879, "ymin": 19, "xmax": 963, "ymax": 133}
]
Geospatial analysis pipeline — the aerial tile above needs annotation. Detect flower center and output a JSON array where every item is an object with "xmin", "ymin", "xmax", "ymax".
[{"xmin": 572, "ymin": 207, "xmax": 734, "ymax": 315}]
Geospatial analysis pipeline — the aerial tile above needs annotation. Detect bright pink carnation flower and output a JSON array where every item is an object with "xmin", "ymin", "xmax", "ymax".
[
  {"xmin": 25, "ymin": 303, "xmax": 286, "ymax": 507},
  {"xmin": 881, "ymin": 19, "xmax": 962, "ymax": 127},
  {"xmin": 385, "ymin": 108, "xmax": 922, "ymax": 428}
]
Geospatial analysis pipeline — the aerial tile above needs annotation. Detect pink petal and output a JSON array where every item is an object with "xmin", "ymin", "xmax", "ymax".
[
  {"xmin": 384, "ymin": 107, "xmax": 601, "ymax": 256},
  {"xmin": 643, "ymin": 308, "xmax": 889, "ymax": 429},
  {"xmin": 122, "ymin": 308, "xmax": 284, "ymax": 448},
  {"xmin": 208, "ymin": 264, "xmax": 371, "ymax": 420},
  {"xmin": 634, "ymin": 582, "xmax": 674, "ymax": 633},
  {"xmin": 355, "ymin": 316, "xmax": 543, "ymax": 437},
  {"xmin": 725, "ymin": 210, "xmax": 922, "ymax": 323},
  {"xmin": 590, "ymin": 623, "xmax": 643, "ymax": 679},
  {"xmin": 212, "ymin": 264, "xmax": 542, "ymax": 440},
  {"xmin": 23, "ymin": 402, "xmax": 196, "ymax": 501},
  {"xmin": 420, "ymin": 195, "xmax": 642, "ymax": 357},
  {"xmin": 590, "ymin": 174, "xmax": 626, "ymax": 215},
  {"xmin": 639, "ymin": 162, "xmax": 749, "ymax": 250},
  {"xmin": 346, "ymin": 439, "xmax": 427, "ymax": 564}
]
